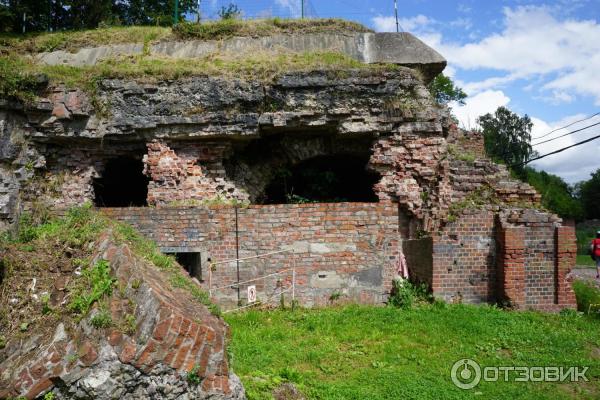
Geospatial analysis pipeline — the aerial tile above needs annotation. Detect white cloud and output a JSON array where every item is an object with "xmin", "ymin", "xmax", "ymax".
[
  {"xmin": 372, "ymin": 14, "xmax": 434, "ymax": 33},
  {"xmin": 431, "ymin": 6, "xmax": 600, "ymax": 104},
  {"xmin": 275, "ymin": 0, "xmax": 302, "ymax": 18},
  {"xmin": 452, "ymin": 90, "xmax": 510, "ymax": 130},
  {"xmin": 530, "ymin": 114, "xmax": 600, "ymax": 183},
  {"xmin": 450, "ymin": 17, "xmax": 473, "ymax": 30}
]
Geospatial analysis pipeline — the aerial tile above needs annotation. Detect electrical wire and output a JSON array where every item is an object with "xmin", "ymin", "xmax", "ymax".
[
  {"xmin": 513, "ymin": 131, "xmax": 600, "ymax": 167},
  {"xmin": 531, "ymin": 111, "xmax": 600, "ymax": 140},
  {"xmin": 531, "ymin": 121, "xmax": 600, "ymax": 147}
]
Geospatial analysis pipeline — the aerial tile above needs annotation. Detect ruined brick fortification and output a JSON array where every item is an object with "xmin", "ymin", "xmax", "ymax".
[
  {"xmin": 102, "ymin": 203, "xmax": 401, "ymax": 308},
  {"xmin": 0, "ymin": 231, "xmax": 244, "ymax": 400},
  {"xmin": 0, "ymin": 37, "xmax": 575, "ymax": 312}
]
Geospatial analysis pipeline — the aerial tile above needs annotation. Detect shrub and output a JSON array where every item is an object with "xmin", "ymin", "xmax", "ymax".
[
  {"xmin": 388, "ymin": 279, "xmax": 432, "ymax": 309},
  {"xmin": 573, "ymin": 280, "xmax": 600, "ymax": 317}
]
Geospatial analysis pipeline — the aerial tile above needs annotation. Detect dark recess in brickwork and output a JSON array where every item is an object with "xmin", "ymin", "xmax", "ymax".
[{"xmin": 93, "ymin": 157, "xmax": 149, "ymax": 207}]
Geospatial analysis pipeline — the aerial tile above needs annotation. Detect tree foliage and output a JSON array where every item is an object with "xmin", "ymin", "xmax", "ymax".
[
  {"xmin": 523, "ymin": 167, "xmax": 583, "ymax": 220},
  {"xmin": 428, "ymin": 73, "xmax": 467, "ymax": 105},
  {"xmin": 577, "ymin": 168, "xmax": 600, "ymax": 220},
  {"xmin": 0, "ymin": 0, "xmax": 198, "ymax": 32},
  {"xmin": 479, "ymin": 106, "xmax": 534, "ymax": 176},
  {"xmin": 218, "ymin": 3, "xmax": 241, "ymax": 20}
]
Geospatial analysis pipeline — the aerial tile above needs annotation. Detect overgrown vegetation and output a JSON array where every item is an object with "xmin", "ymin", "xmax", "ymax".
[
  {"xmin": 173, "ymin": 18, "xmax": 371, "ymax": 41},
  {"xmin": 522, "ymin": 166, "xmax": 583, "ymax": 221},
  {"xmin": 69, "ymin": 259, "xmax": 115, "ymax": 315},
  {"xmin": 573, "ymin": 280, "xmax": 600, "ymax": 317},
  {"xmin": 447, "ymin": 186, "xmax": 499, "ymax": 222},
  {"xmin": 0, "ymin": 203, "xmax": 218, "ymax": 343},
  {"xmin": 428, "ymin": 73, "xmax": 467, "ymax": 105},
  {"xmin": 0, "ymin": 55, "xmax": 44, "ymax": 102},
  {"xmin": 225, "ymin": 304, "xmax": 600, "ymax": 400},
  {"xmin": 113, "ymin": 221, "xmax": 220, "ymax": 315},
  {"xmin": 0, "ymin": 49, "xmax": 397, "ymax": 104},
  {"xmin": 0, "ymin": 25, "xmax": 172, "ymax": 53},
  {"xmin": 388, "ymin": 279, "xmax": 432, "ymax": 309}
]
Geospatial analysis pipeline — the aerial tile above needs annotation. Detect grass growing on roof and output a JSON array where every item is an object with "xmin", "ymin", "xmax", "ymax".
[
  {"xmin": 0, "ymin": 50, "xmax": 402, "ymax": 103},
  {"xmin": 173, "ymin": 18, "xmax": 371, "ymax": 41},
  {"xmin": 0, "ymin": 19, "xmax": 370, "ymax": 54},
  {"xmin": 225, "ymin": 304, "xmax": 600, "ymax": 400},
  {"xmin": 0, "ymin": 26, "xmax": 173, "ymax": 54}
]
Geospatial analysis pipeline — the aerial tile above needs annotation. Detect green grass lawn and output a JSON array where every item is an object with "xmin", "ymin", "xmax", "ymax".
[
  {"xmin": 225, "ymin": 304, "xmax": 600, "ymax": 400},
  {"xmin": 577, "ymin": 254, "xmax": 596, "ymax": 267}
]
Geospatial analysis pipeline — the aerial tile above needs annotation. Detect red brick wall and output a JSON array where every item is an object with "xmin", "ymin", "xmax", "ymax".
[
  {"xmin": 431, "ymin": 210, "xmax": 576, "ymax": 311},
  {"xmin": 432, "ymin": 211, "xmax": 497, "ymax": 304},
  {"xmin": 102, "ymin": 202, "xmax": 400, "ymax": 308}
]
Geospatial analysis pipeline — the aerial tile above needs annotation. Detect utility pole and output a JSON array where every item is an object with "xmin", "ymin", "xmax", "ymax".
[
  {"xmin": 197, "ymin": 0, "xmax": 201, "ymax": 23},
  {"xmin": 394, "ymin": 0, "xmax": 399, "ymax": 32},
  {"xmin": 301, "ymin": 0, "xmax": 304, "ymax": 19}
]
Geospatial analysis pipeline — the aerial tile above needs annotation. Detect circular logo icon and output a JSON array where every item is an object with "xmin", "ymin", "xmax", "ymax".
[{"xmin": 451, "ymin": 359, "xmax": 481, "ymax": 390}]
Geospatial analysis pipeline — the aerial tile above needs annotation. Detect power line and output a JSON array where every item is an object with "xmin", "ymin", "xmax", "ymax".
[
  {"xmin": 532, "ymin": 111, "xmax": 600, "ymax": 140},
  {"xmin": 513, "ymin": 131, "xmax": 600, "ymax": 167},
  {"xmin": 531, "ymin": 121, "xmax": 600, "ymax": 147}
]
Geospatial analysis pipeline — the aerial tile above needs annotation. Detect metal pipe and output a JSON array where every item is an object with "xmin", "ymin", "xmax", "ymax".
[
  {"xmin": 301, "ymin": 0, "xmax": 305, "ymax": 19},
  {"xmin": 235, "ymin": 206, "xmax": 241, "ymax": 305},
  {"xmin": 394, "ymin": 0, "xmax": 399, "ymax": 32}
]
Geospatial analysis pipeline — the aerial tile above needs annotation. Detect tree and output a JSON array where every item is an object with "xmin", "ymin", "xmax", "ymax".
[
  {"xmin": 68, "ymin": 0, "xmax": 115, "ymax": 29},
  {"xmin": 524, "ymin": 167, "xmax": 583, "ymax": 220},
  {"xmin": 218, "ymin": 3, "xmax": 240, "ymax": 20},
  {"xmin": 118, "ymin": 0, "xmax": 196, "ymax": 26},
  {"xmin": 478, "ymin": 106, "xmax": 534, "ymax": 177},
  {"xmin": 428, "ymin": 73, "xmax": 467, "ymax": 105},
  {"xmin": 578, "ymin": 169, "xmax": 600, "ymax": 220}
]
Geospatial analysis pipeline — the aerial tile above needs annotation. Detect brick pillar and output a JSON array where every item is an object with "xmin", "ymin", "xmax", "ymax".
[
  {"xmin": 497, "ymin": 225, "xmax": 526, "ymax": 308},
  {"xmin": 555, "ymin": 226, "xmax": 577, "ymax": 308}
]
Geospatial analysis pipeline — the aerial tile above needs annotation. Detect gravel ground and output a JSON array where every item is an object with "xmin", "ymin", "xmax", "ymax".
[{"xmin": 572, "ymin": 267, "xmax": 600, "ymax": 288}]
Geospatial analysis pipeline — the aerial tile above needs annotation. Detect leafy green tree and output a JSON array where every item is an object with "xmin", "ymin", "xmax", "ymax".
[
  {"xmin": 578, "ymin": 169, "xmax": 600, "ymax": 220},
  {"xmin": 117, "ymin": 0, "xmax": 196, "ymax": 26},
  {"xmin": 478, "ymin": 106, "xmax": 534, "ymax": 176},
  {"xmin": 524, "ymin": 167, "xmax": 583, "ymax": 220},
  {"xmin": 428, "ymin": 73, "xmax": 467, "ymax": 105},
  {"xmin": 68, "ymin": 0, "xmax": 115, "ymax": 29},
  {"xmin": 218, "ymin": 3, "xmax": 241, "ymax": 20}
]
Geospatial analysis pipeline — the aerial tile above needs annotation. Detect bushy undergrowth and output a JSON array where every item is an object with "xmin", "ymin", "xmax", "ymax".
[
  {"xmin": 0, "ymin": 55, "xmax": 43, "ymax": 102},
  {"xmin": 573, "ymin": 280, "xmax": 600, "ymax": 317},
  {"xmin": 0, "ymin": 203, "xmax": 218, "ymax": 338},
  {"xmin": 388, "ymin": 278, "xmax": 433, "ymax": 309}
]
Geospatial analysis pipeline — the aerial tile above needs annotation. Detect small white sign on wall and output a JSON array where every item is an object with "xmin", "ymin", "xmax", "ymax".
[{"xmin": 247, "ymin": 285, "xmax": 257, "ymax": 303}]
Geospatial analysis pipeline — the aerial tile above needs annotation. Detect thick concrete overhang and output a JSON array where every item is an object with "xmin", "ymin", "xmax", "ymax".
[{"xmin": 37, "ymin": 32, "xmax": 446, "ymax": 83}]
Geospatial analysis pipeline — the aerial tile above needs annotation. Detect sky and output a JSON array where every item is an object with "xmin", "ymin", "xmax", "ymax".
[{"xmin": 200, "ymin": 0, "xmax": 600, "ymax": 184}]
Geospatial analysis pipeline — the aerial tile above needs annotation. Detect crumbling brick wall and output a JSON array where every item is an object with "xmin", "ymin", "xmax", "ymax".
[
  {"xmin": 427, "ymin": 208, "xmax": 576, "ymax": 311},
  {"xmin": 102, "ymin": 202, "xmax": 400, "ymax": 307}
]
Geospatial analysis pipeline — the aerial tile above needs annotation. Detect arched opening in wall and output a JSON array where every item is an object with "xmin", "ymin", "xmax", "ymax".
[
  {"xmin": 93, "ymin": 157, "xmax": 149, "ymax": 207},
  {"xmin": 263, "ymin": 154, "xmax": 379, "ymax": 204}
]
